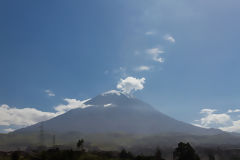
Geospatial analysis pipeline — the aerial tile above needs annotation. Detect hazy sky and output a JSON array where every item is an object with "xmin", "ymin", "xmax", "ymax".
[{"xmin": 1, "ymin": 0, "xmax": 240, "ymax": 133}]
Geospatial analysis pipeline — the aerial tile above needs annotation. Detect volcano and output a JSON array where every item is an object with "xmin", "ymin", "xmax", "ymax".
[{"xmin": 16, "ymin": 90, "xmax": 222, "ymax": 135}]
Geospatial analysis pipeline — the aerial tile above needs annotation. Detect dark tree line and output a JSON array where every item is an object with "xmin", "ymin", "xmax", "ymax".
[{"xmin": 3, "ymin": 140, "xmax": 215, "ymax": 160}]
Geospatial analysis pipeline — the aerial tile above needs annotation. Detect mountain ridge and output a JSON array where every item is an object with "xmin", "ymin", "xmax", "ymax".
[
  {"xmin": 1, "ymin": 90, "xmax": 240, "ymax": 150},
  {"xmin": 16, "ymin": 90, "xmax": 223, "ymax": 135}
]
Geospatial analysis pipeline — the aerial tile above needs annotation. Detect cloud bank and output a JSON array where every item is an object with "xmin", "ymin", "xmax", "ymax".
[
  {"xmin": 3, "ymin": 128, "xmax": 15, "ymax": 133},
  {"xmin": 0, "ymin": 104, "xmax": 56, "ymax": 127},
  {"xmin": 194, "ymin": 108, "xmax": 240, "ymax": 132},
  {"xmin": 0, "ymin": 97, "xmax": 91, "ymax": 132},
  {"xmin": 228, "ymin": 109, "xmax": 240, "ymax": 113}
]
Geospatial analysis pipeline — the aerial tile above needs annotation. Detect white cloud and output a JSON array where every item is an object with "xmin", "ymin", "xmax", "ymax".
[
  {"xmin": 203, "ymin": 113, "xmax": 230, "ymax": 127},
  {"xmin": 104, "ymin": 103, "xmax": 115, "ymax": 108},
  {"xmin": 200, "ymin": 109, "xmax": 216, "ymax": 115},
  {"xmin": 54, "ymin": 98, "xmax": 91, "ymax": 114},
  {"xmin": 228, "ymin": 109, "xmax": 240, "ymax": 113},
  {"xmin": 116, "ymin": 76, "xmax": 146, "ymax": 94},
  {"xmin": 154, "ymin": 57, "xmax": 164, "ymax": 63},
  {"xmin": 0, "ymin": 104, "xmax": 56, "ymax": 127},
  {"xmin": 164, "ymin": 34, "xmax": 175, "ymax": 43},
  {"xmin": 147, "ymin": 48, "xmax": 164, "ymax": 55},
  {"xmin": 146, "ymin": 48, "xmax": 164, "ymax": 63},
  {"xmin": 102, "ymin": 90, "xmax": 121, "ymax": 96},
  {"xmin": 45, "ymin": 89, "xmax": 55, "ymax": 97},
  {"xmin": 0, "ymin": 97, "xmax": 91, "ymax": 132},
  {"xmin": 191, "ymin": 123, "xmax": 209, "ymax": 129},
  {"xmin": 3, "ymin": 128, "xmax": 15, "ymax": 133},
  {"xmin": 145, "ymin": 31, "xmax": 156, "ymax": 36},
  {"xmin": 134, "ymin": 66, "xmax": 151, "ymax": 72},
  {"xmin": 193, "ymin": 108, "xmax": 240, "ymax": 133},
  {"xmin": 193, "ymin": 109, "xmax": 231, "ymax": 128},
  {"xmin": 220, "ymin": 120, "xmax": 240, "ymax": 132}
]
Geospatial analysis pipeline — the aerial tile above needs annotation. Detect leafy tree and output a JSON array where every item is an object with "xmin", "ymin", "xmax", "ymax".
[
  {"xmin": 11, "ymin": 151, "xmax": 19, "ymax": 160},
  {"xmin": 154, "ymin": 147, "xmax": 165, "ymax": 160},
  {"xmin": 208, "ymin": 154, "xmax": 215, "ymax": 160},
  {"xmin": 119, "ymin": 148, "xmax": 133, "ymax": 159},
  {"xmin": 77, "ymin": 139, "xmax": 84, "ymax": 150},
  {"xmin": 173, "ymin": 142, "xmax": 200, "ymax": 160}
]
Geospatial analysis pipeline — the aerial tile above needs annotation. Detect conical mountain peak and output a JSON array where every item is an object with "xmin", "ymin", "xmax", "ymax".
[
  {"xmin": 85, "ymin": 90, "xmax": 142, "ymax": 109},
  {"xmin": 16, "ymin": 90, "xmax": 223, "ymax": 136}
]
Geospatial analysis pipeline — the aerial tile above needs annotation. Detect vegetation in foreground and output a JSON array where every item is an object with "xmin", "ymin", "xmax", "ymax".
[
  {"xmin": 1, "ymin": 139, "xmax": 240, "ymax": 160},
  {"xmin": 0, "ymin": 141, "xmax": 213, "ymax": 160}
]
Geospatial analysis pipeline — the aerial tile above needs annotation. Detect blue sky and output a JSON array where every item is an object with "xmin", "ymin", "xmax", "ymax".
[{"xmin": 1, "ymin": 0, "xmax": 240, "ymax": 132}]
